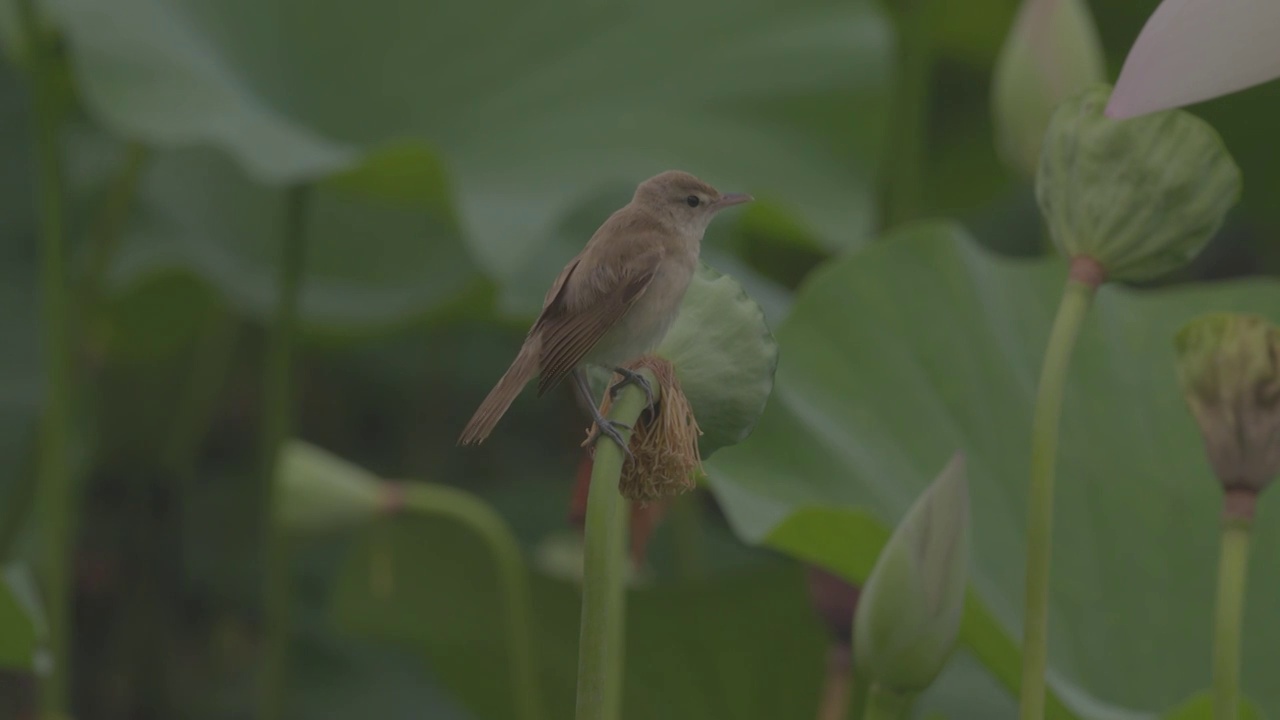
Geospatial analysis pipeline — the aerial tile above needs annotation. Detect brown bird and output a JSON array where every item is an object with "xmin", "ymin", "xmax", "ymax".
[{"xmin": 458, "ymin": 170, "xmax": 753, "ymax": 451}]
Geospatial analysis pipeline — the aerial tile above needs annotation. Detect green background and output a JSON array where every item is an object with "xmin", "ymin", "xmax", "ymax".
[{"xmin": 2, "ymin": 0, "xmax": 1279, "ymax": 717}]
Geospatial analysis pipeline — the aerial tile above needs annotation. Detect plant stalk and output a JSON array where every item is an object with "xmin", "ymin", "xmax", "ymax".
[
  {"xmin": 575, "ymin": 370, "xmax": 656, "ymax": 720},
  {"xmin": 959, "ymin": 592, "xmax": 1075, "ymax": 719},
  {"xmin": 1211, "ymin": 492, "xmax": 1254, "ymax": 720},
  {"xmin": 816, "ymin": 645, "xmax": 851, "ymax": 720},
  {"xmin": 258, "ymin": 186, "xmax": 311, "ymax": 720},
  {"xmin": 0, "ymin": 137, "xmax": 150, "ymax": 567},
  {"xmin": 16, "ymin": 0, "xmax": 75, "ymax": 715},
  {"xmin": 880, "ymin": 0, "xmax": 934, "ymax": 229},
  {"xmin": 394, "ymin": 482, "xmax": 545, "ymax": 720},
  {"xmin": 861, "ymin": 683, "xmax": 912, "ymax": 720},
  {"xmin": 1019, "ymin": 258, "xmax": 1102, "ymax": 720},
  {"xmin": 79, "ymin": 142, "xmax": 147, "ymax": 327}
]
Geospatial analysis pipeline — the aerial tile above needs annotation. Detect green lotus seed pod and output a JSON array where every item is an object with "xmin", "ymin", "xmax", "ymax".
[
  {"xmin": 992, "ymin": 0, "xmax": 1106, "ymax": 180},
  {"xmin": 276, "ymin": 441, "xmax": 383, "ymax": 533},
  {"xmin": 853, "ymin": 453, "xmax": 970, "ymax": 695},
  {"xmin": 1036, "ymin": 85, "xmax": 1242, "ymax": 281},
  {"xmin": 1175, "ymin": 313, "xmax": 1280, "ymax": 495}
]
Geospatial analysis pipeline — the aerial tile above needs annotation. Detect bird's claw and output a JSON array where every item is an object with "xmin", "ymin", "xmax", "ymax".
[
  {"xmin": 583, "ymin": 419, "xmax": 635, "ymax": 460},
  {"xmin": 609, "ymin": 367, "xmax": 656, "ymax": 411},
  {"xmin": 598, "ymin": 419, "xmax": 635, "ymax": 460}
]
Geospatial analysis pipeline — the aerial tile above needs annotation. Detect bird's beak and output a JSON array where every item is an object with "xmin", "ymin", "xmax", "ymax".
[{"xmin": 713, "ymin": 192, "xmax": 754, "ymax": 209}]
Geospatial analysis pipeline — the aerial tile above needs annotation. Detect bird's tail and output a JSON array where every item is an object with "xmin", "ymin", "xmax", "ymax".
[{"xmin": 458, "ymin": 341, "xmax": 540, "ymax": 446}]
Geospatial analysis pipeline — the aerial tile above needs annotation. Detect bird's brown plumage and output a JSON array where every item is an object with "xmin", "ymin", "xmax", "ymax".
[{"xmin": 458, "ymin": 170, "xmax": 751, "ymax": 446}]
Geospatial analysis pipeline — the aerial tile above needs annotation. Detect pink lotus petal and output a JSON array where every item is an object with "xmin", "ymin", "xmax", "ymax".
[{"xmin": 1107, "ymin": 0, "xmax": 1280, "ymax": 119}]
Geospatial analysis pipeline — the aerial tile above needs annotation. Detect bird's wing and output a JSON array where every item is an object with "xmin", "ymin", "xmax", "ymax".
[
  {"xmin": 532, "ymin": 238, "xmax": 665, "ymax": 396},
  {"xmin": 537, "ymin": 251, "xmax": 584, "ymax": 315}
]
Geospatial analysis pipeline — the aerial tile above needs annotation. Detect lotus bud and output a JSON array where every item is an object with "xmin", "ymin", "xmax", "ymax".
[
  {"xmin": 276, "ymin": 441, "xmax": 384, "ymax": 534},
  {"xmin": 853, "ymin": 453, "xmax": 970, "ymax": 694},
  {"xmin": 992, "ymin": 0, "xmax": 1106, "ymax": 179}
]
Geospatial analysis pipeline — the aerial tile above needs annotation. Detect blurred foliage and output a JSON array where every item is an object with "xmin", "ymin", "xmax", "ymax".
[
  {"xmin": 1162, "ymin": 692, "xmax": 1263, "ymax": 720},
  {"xmin": 3, "ymin": 0, "xmax": 1280, "ymax": 717},
  {"xmin": 708, "ymin": 223, "xmax": 1280, "ymax": 716},
  {"xmin": 0, "ymin": 567, "xmax": 41, "ymax": 670}
]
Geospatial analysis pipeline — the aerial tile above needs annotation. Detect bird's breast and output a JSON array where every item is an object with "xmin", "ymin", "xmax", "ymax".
[{"xmin": 585, "ymin": 253, "xmax": 696, "ymax": 367}]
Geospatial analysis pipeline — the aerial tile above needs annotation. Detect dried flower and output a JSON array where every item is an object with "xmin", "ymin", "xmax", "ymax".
[
  {"xmin": 1175, "ymin": 313, "xmax": 1280, "ymax": 494},
  {"xmin": 586, "ymin": 355, "xmax": 703, "ymax": 503}
]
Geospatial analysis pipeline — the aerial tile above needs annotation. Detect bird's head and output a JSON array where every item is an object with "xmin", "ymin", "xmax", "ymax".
[{"xmin": 633, "ymin": 170, "xmax": 753, "ymax": 235}]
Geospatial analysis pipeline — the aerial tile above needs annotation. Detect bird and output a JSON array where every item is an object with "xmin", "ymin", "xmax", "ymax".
[{"xmin": 458, "ymin": 170, "xmax": 753, "ymax": 452}]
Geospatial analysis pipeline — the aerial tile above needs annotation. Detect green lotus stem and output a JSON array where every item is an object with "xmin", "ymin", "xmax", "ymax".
[
  {"xmin": 816, "ymin": 646, "xmax": 850, "ymax": 720},
  {"xmin": 1211, "ymin": 510, "xmax": 1252, "ymax": 720},
  {"xmin": 881, "ymin": 0, "xmax": 933, "ymax": 228},
  {"xmin": 958, "ymin": 592, "xmax": 1076, "ymax": 719},
  {"xmin": 860, "ymin": 684, "xmax": 912, "ymax": 720},
  {"xmin": 80, "ymin": 142, "xmax": 147, "ymax": 322},
  {"xmin": 16, "ymin": 0, "xmax": 75, "ymax": 714},
  {"xmin": 576, "ymin": 369, "xmax": 656, "ymax": 720},
  {"xmin": 395, "ymin": 483, "xmax": 545, "ymax": 720},
  {"xmin": 258, "ymin": 186, "xmax": 311, "ymax": 720},
  {"xmin": 0, "ymin": 143, "xmax": 150, "ymax": 563},
  {"xmin": 1019, "ymin": 263, "xmax": 1100, "ymax": 720}
]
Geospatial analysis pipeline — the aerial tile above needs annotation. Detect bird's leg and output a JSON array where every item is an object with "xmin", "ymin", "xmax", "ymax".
[
  {"xmin": 609, "ymin": 366, "xmax": 656, "ymax": 411},
  {"xmin": 573, "ymin": 368, "xmax": 633, "ymax": 459}
]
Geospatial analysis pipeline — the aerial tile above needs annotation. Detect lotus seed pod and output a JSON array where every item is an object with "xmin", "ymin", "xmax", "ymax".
[
  {"xmin": 1175, "ymin": 313, "xmax": 1280, "ymax": 495},
  {"xmin": 1036, "ymin": 85, "xmax": 1242, "ymax": 281}
]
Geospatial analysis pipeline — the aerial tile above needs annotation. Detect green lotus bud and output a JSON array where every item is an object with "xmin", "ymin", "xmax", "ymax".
[
  {"xmin": 276, "ymin": 441, "xmax": 384, "ymax": 533},
  {"xmin": 1036, "ymin": 85, "xmax": 1242, "ymax": 282},
  {"xmin": 992, "ymin": 0, "xmax": 1106, "ymax": 179},
  {"xmin": 1174, "ymin": 313, "xmax": 1280, "ymax": 495},
  {"xmin": 853, "ymin": 453, "xmax": 970, "ymax": 695}
]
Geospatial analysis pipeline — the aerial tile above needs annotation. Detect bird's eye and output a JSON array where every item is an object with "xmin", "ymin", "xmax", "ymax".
[{"xmin": 685, "ymin": 195, "xmax": 700, "ymax": 208}]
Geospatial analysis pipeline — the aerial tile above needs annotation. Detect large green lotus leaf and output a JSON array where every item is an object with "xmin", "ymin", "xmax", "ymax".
[
  {"xmin": 108, "ymin": 146, "xmax": 481, "ymax": 332},
  {"xmin": 326, "ymin": 504, "xmax": 1017, "ymax": 719},
  {"xmin": 291, "ymin": 639, "xmax": 472, "ymax": 720},
  {"xmin": 290, "ymin": 574, "xmax": 472, "ymax": 720},
  {"xmin": 1159, "ymin": 691, "xmax": 1262, "ymax": 720},
  {"xmin": 705, "ymin": 221, "xmax": 1280, "ymax": 716},
  {"xmin": 45, "ymin": 0, "xmax": 892, "ymax": 284}
]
